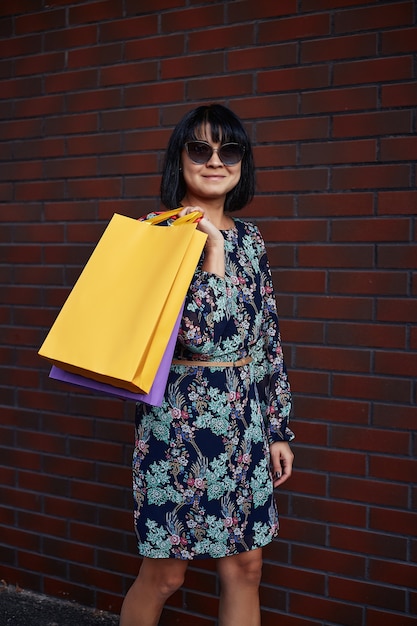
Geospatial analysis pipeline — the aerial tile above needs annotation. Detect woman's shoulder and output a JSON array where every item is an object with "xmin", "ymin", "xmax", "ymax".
[{"xmin": 234, "ymin": 218, "xmax": 264, "ymax": 240}]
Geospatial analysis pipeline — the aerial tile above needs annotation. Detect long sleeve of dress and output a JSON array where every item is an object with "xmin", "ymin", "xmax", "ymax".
[{"xmin": 258, "ymin": 249, "xmax": 294, "ymax": 444}]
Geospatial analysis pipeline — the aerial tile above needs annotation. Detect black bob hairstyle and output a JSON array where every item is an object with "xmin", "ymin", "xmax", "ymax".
[{"xmin": 160, "ymin": 104, "xmax": 255, "ymax": 213}]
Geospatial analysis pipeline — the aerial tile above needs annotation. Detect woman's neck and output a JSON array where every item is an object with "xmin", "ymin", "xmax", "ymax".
[{"xmin": 181, "ymin": 196, "xmax": 232, "ymax": 230}]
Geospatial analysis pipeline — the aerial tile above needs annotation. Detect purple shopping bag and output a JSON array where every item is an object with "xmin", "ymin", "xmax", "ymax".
[{"xmin": 49, "ymin": 306, "xmax": 183, "ymax": 407}]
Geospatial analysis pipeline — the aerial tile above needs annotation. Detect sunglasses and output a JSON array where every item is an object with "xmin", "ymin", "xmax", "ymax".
[{"xmin": 185, "ymin": 141, "xmax": 245, "ymax": 166}]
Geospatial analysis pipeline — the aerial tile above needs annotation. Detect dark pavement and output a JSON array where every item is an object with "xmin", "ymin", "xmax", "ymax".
[{"xmin": 0, "ymin": 586, "xmax": 119, "ymax": 626}]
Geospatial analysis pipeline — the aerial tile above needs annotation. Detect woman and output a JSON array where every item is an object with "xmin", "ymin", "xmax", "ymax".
[{"xmin": 120, "ymin": 104, "xmax": 294, "ymax": 626}]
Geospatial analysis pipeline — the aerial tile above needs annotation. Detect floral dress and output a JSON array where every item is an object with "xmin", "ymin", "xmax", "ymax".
[{"xmin": 133, "ymin": 218, "xmax": 294, "ymax": 560}]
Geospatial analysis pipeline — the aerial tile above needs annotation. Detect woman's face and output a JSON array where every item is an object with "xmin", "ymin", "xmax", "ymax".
[{"xmin": 180, "ymin": 125, "xmax": 242, "ymax": 204}]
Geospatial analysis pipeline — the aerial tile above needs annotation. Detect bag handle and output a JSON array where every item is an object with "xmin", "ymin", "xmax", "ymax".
[{"xmin": 146, "ymin": 208, "xmax": 202, "ymax": 226}]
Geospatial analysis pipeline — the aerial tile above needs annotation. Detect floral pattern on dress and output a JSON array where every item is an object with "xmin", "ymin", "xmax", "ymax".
[{"xmin": 133, "ymin": 219, "xmax": 293, "ymax": 560}]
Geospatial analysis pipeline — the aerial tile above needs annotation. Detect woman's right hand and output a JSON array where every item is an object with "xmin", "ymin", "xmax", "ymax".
[{"xmin": 179, "ymin": 206, "xmax": 225, "ymax": 278}]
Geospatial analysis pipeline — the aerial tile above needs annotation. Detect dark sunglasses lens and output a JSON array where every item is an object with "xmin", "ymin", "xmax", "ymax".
[
  {"xmin": 219, "ymin": 143, "xmax": 244, "ymax": 165},
  {"xmin": 187, "ymin": 142, "xmax": 212, "ymax": 163}
]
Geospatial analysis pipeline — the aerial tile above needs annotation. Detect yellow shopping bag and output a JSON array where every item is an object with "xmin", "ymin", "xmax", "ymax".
[{"xmin": 38, "ymin": 209, "xmax": 207, "ymax": 393}]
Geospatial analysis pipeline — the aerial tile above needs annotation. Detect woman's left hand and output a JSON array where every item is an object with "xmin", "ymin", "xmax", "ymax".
[{"xmin": 270, "ymin": 441, "xmax": 294, "ymax": 488}]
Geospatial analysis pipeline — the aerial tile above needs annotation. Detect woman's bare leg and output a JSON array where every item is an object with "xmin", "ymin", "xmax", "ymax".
[
  {"xmin": 216, "ymin": 549, "xmax": 263, "ymax": 626},
  {"xmin": 119, "ymin": 557, "xmax": 189, "ymax": 626}
]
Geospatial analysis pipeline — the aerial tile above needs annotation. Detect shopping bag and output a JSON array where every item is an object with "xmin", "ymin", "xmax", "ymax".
[
  {"xmin": 48, "ymin": 303, "xmax": 183, "ymax": 406},
  {"xmin": 38, "ymin": 209, "xmax": 206, "ymax": 393}
]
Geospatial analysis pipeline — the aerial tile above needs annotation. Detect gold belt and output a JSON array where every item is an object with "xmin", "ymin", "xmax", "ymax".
[{"xmin": 171, "ymin": 356, "xmax": 252, "ymax": 368}]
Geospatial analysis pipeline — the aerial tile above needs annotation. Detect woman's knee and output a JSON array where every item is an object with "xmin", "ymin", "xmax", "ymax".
[
  {"xmin": 218, "ymin": 550, "xmax": 263, "ymax": 588},
  {"xmin": 139, "ymin": 558, "xmax": 187, "ymax": 598}
]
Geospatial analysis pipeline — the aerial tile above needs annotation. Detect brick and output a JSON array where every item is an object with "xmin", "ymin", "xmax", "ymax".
[
  {"xmin": 374, "ymin": 351, "xmax": 417, "ymax": 378},
  {"xmin": 258, "ymin": 65, "xmax": 329, "ymax": 93},
  {"xmin": 125, "ymin": 33, "xmax": 184, "ymax": 60},
  {"xmin": 260, "ymin": 219, "xmax": 327, "ymax": 243},
  {"xmin": 160, "ymin": 5, "xmax": 224, "ymax": 33},
  {"xmin": 124, "ymin": 175, "xmax": 160, "ymax": 198},
  {"xmin": 380, "ymin": 136, "xmax": 417, "ymax": 161},
  {"xmin": 99, "ymin": 61, "xmax": 157, "ymax": 87},
  {"xmin": 287, "ymin": 369, "xmax": 329, "ymax": 395},
  {"xmin": 66, "ymin": 178, "xmax": 122, "ymax": 199},
  {"xmin": 189, "ymin": 24, "xmax": 254, "ymax": 55},
  {"xmin": 334, "ymin": 111, "xmax": 412, "ymax": 140},
  {"xmin": 98, "ymin": 153, "xmax": 157, "ymax": 176},
  {"xmin": 228, "ymin": 42, "xmax": 297, "ymax": 71},
  {"xmin": 333, "ymin": 373, "xmax": 411, "ymax": 403},
  {"xmin": 233, "ymin": 94, "xmax": 298, "ymax": 119},
  {"xmin": 329, "ymin": 576, "xmax": 406, "ymax": 612},
  {"xmin": 296, "ymin": 345, "xmax": 370, "ymax": 373},
  {"xmin": 329, "ymin": 271, "xmax": 408, "ymax": 296},
  {"xmin": 296, "ymin": 395, "xmax": 369, "ymax": 424},
  {"xmin": 334, "ymin": 56, "xmax": 412, "ymax": 86},
  {"xmin": 333, "ymin": 165, "xmax": 410, "ymax": 190},
  {"xmin": 68, "ymin": 43, "xmax": 123, "ymax": 69},
  {"xmin": 297, "ymin": 447, "xmax": 366, "ymax": 475},
  {"xmin": 370, "ymin": 507, "xmax": 417, "ymax": 537},
  {"xmin": 101, "ymin": 107, "xmax": 158, "ymax": 131},
  {"xmin": 0, "ymin": 117, "xmax": 42, "ymax": 139},
  {"xmin": 66, "ymin": 133, "xmax": 121, "ymax": 156},
  {"xmin": 272, "ymin": 269, "xmax": 325, "ymax": 294},
  {"xmin": 301, "ymin": 0, "xmax": 370, "ymax": 9},
  {"xmin": 264, "ymin": 563, "xmax": 325, "ymax": 594},
  {"xmin": 367, "ymin": 608, "xmax": 417, "ymax": 626},
  {"xmin": 15, "ymin": 51, "xmax": 65, "ymax": 76},
  {"xmin": 331, "ymin": 475, "xmax": 408, "ymax": 509},
  {"xmin": 327, "ymin": 321, "xmax": 405, "ymax": 348},
  {"xmin": 264, "ymin": 242, "xmax": 296, "ymax": 266},
  {"xmin": 258, "ymin": 116, "xmax": 329, "ymax": 142},
  {"xmin": 377, "ymin": 298, "xmax": 417, "ymax": 323},
  {"xmin": 378, "ymin": 191, "xmax": 417, "ymax": 215},
  {"xmin": 381, "ymin": 27, "xmax": 417, "ymax": 54},
  {"xmin": 300, "ymin": 139, "xmax": 375, "ymax": 164},
  {"xmin": 258, "ymin": 169, "xmax": 328, "ymax": 193},
  {"xmin": 15, "ymin": 8, "xmax": 66, "ymax": 34},
  {"xmin": 125, "ymin": 81, "xmax": 185, "ymax": 106},
  {"xmin": 0, "ymin": 160, "xmax": 43, "ymax": 181},
  {"xmin": 228, "ymin": 0, "xmax": 297, "ymax": 21},
  {"xmin": 0, "ymin": 34, "xmax": 42, "ymax": 59},
  {"xmin": 390, "ymin": 241, "xmax": 417, "ymax": 272},
  {"xmin": 253, "ymin": 144, "xmax": 297, "ymax": 168},
  {"xmin": 44, "ymin": 25, "xmax": 97, "ymax": 51},
  {"xmin": 332, "ymin": 218, "xmax": 410, "ymax": 242},
  {"xmin": 188, "ymin": 74, "xmax": 253, "ymax": 100},
  {"xmin": 292, "ymin": 494, "xmax": 367, "ymax": 528},
  {"xmin": 100, "ymin": 14, "xmax": 158, "ymax": 42},
  {"xmin": 292, "ymin": 544, "xmax": 366, "ymax": 577},
  {"xmin": 69, "ymin": 1, "xmax": 123, "ymax": 25},
  {"xmin": 44, "ymin": 157, "xmax": 97, "ymax": 179},
  {"xmin": 43, "ymin": 536, "xmax": 95, "ymax": 564},
  {"xmin": 330, "ymin": 526, "xmax": 407, "ymax": 560},
  {"xmin": 298, "ymin": 192, "xmax": 373, "ymax": 216},
  {"xmin": 301, "ymin": 33, "xmax": 377, "ymax": 62},
  {"xmin": 334, "ymin": 2, "xmax": 414, "ymax": 33},
  {"xmin": 14, "ymin": 94, "xmax": 65, "ymax": 119},
  {"xmin": 259, "ymin": 14, "xmax": 330, "ymax": 43},
  {"xmin": 290, "ymin": 592, "xmax": 363, "ymax": 625},
  {"xmin": 160, "ymin": 52, "xmax": 224, "ymax": 80},
  {"xmin": 369, "ymin": 455, "xmax": 417, "ymax": 484},
  {"xmin": 330, "ymin": 425, "xmax": 410, "ymax": 455},
  {"xmin": 382, "ymin": 81, "xmax": 417, "ymax": 107},
  {"xmin": 15, "ymin": 181, "xmax": 65, "ymax": 202},
  {"xmin": 44, "ymin": 112, "xmax": 98, "ymax": 135},
  {"xmin": 45, "ymin": 68, "xmax": 99, "ymax": 93},
  {"xmin": 306, "ymin": 87, "xmax": 377, "ymax": 116},
  {"xmin": 298, "ymin": 245, "xmax": 374, "ymax": 268}
]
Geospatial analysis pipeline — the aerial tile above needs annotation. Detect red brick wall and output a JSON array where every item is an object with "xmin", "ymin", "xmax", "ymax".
[{"xmin": 1, "ymin": 1, "xmax": 416, "ymax": 625}]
